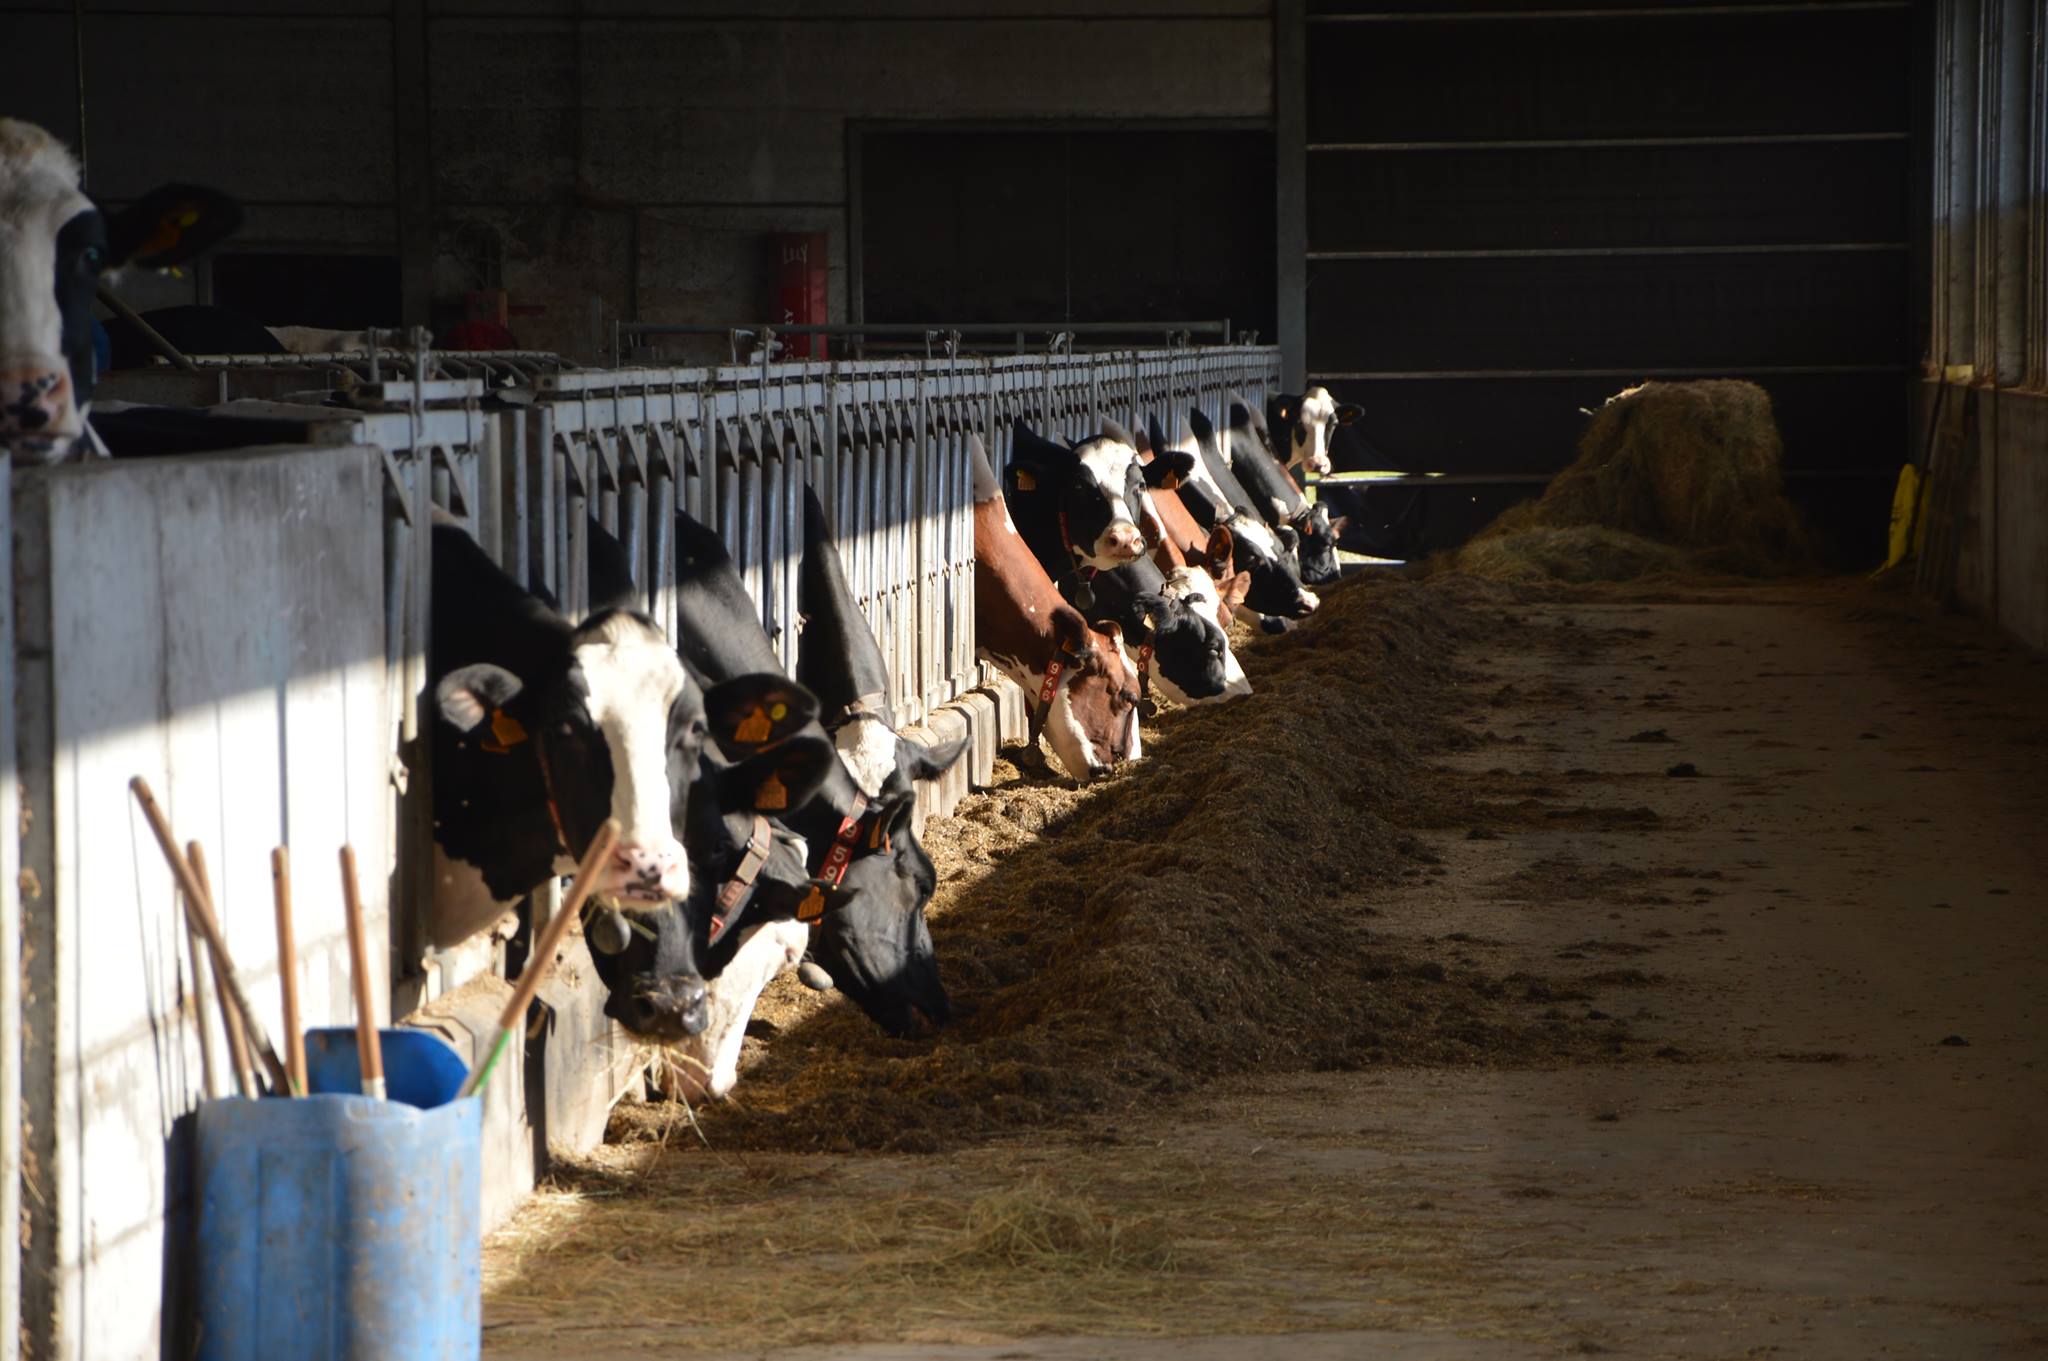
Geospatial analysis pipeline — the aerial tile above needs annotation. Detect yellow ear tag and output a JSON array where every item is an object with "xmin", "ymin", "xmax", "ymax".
[
  {"xmin": 756, "ymin": 772, "xmax": 789, "ymax": 810},
  {"xmin": 733, "ymin": 706, "xmax": 772, "ymax": 745},
  {"xmin": 797, "ymin": 886, "xmax": 826, "ymax": 923},
  {"xmin": 1014, "ymin": 470, "xmax": 1037, "ymax": 492},
  {"xmin": 768, "ymin": 701, "xmax": 789, "ymax": 723},
  {"xmin": 481, "ymin": 707, "xmax": 529, "ymax": 754}
]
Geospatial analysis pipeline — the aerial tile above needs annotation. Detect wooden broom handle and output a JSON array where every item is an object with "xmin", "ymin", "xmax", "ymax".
[
  {"xmin": 187, "ymin": 842, "xmax": 256, "ymax": 1099},
  {"xmin": 272, "ymin": 848, "xmax": 307, "ymax": 1097},
  {"xmin": 339, "ymin": 845, "xmax": 384, "ymax": 1097},
  {"xmin": 495, "ymin": 819, "xmax": 620, "ymax": 1032},
  {"xmin": 129, "ymin": 778, "xmax": 291, "ymax": 1093}
]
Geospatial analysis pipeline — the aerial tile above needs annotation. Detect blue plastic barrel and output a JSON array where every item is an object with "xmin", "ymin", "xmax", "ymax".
[{"xmin": 194, "ymin": 1027, "xmax": 481, "ymax": 1361}]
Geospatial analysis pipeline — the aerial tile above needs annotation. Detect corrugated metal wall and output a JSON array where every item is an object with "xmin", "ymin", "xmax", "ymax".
[
  {"xmin": 1920, "ymin": 0, "xmax": 2047, "ymax": 649},
  {"xmin": 1300, "ymin": 0, "xmax": 1920, "ymax": 558}
]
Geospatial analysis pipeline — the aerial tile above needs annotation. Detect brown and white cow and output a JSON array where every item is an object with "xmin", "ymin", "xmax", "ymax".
[{"xmin": 971, "ymin": 435, "xmax": 1142, "ymax": 780}]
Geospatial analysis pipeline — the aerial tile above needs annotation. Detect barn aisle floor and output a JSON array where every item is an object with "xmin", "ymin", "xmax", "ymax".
[{"xmin": 485, "ymin": 580, "xmax": 2048, "ymax": 1361}]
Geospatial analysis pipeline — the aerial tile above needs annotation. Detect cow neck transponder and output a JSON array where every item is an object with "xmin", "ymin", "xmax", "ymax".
[
  {"xmin": 797, "ymin": 792, "xmax": 878, "ymax": 923},
  {"xmin": 1135, "ymin": 642, "xmax": 1155, "ymax": 717},
  {"xmin": 1026, "ymin": 653, "xmax": 1069, "ymax": 747},
  {"xmin": 709, "ymin": 814, "xmax": 774, "ymax": 944}
]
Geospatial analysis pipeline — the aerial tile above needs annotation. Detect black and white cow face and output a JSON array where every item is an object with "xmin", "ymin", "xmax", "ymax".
[
  {"xmin": 1224, "ymin": 513, "xmax": 1320, "ymax": 620},
  {"xmin": 1010, "ymin": 420, "xmax": 1147, "ymax": 571},
  {"xmin": 1292, "ymin": 502, "xmax": 1348, "ymax": 587},
  {"xmin": 589, "ymin": 726, "xmax": 836, "ymax": 1040},
  {"xmin": 812, "ymin": 829, "xmax": 950, "ymax": 1036},
  {"xmin": 438, "ymin": 614, "xmax": 800, "ymax": 914},
  {"xmin": 1266, "ymin": 387, "xmax": 1362, "ymax": 479},
  {"xmin": 0, "ymin": 119, "xmax": 238, "ymax": 462},
  {"xmin": 1144, "ymin": 569, "xmax": 1252, "ymax": 704}
]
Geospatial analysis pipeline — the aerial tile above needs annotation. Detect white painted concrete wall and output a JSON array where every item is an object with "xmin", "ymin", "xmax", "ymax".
[{"xmin": 12, "ymin": 445, "xmax": 389, "ymax": 1361}]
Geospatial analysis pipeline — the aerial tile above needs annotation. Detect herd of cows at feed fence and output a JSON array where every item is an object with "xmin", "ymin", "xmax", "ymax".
[
  {"xmin": 429, "ymin": 387, "xmax": 1362, "ymax": 1100},
  {"xmin": 0, "ymin": 114, "xmax": 1363, "ymax": 1102}
]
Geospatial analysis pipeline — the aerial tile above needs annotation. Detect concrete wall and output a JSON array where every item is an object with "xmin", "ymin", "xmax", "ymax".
[
  {"xmin": 11, "ymin": 446, "xmax": 391, "ymax": 1361},
  {"xmin": 4, "ymin": 1, "xmax": 1273, "ymax": 361},
  {"xmin": 1921, "ymin": 0, "xmax": 2047, "ymax": 651}
]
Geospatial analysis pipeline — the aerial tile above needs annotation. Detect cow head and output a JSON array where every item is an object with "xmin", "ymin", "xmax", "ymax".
[
  {"xmin": 1290, "ymin": 502, "xmax": 1350, "ymax": 587},
  {"xmin": 1145, "ymin": 566, "xmax": 1251, "ymax": 704},
  {"xmin": 1222, "ymin": 513, "xmax": 1320, "ymax": 620},
  {"xmin": 0, "ymin": 120, "xmax": 239, "ymax": 462},
  {"xmin": 1037, "ymin": 606, "xmax": 1143, "ymax": 781},
  {"xmin": 1009, "ymin": 419, "xmax": 1147, "ymax": 570},
  {"xmin": 1267, "ymin": 386, "xmax": 1362, "ymax": 479},
  {"xmin": 1191, "ymin": 524, "xmax": 1256, "ymax": 632},
  {"xmin": 586, "ymin": 701, "xmax": 837, "ymax": 1040}
]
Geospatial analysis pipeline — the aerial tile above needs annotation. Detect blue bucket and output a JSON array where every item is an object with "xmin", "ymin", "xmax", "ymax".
[{"xmin": 194, "ymin": 1028, "xmax": 481, "ymax": 1361}]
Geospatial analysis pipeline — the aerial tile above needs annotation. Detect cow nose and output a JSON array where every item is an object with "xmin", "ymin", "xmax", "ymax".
[
  {"xmin": 0, "ymin": 358, "xmax": 78, "ymax": 458},
  {"xmin": 608, "ymin": 841, "xmax": 689, "ymax": 903},
  {"xmin": 1101, "ymin": 522, "xmax": 1143, "ymax": 561},
  {"xmin": 629, "ymin": 973, "xmax": 709, "ymax": 1038}
]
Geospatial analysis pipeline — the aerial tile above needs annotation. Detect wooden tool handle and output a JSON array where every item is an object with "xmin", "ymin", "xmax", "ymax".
[
  {"xmin": 458, "ymin": 819, "xmax": 621, "ymax": 1100},
  {"xmin": 497, "ymin": 819, "xmax": 620, "ymax": 1031},
  {"xmin": 338, "ymin": 845, "xmax": 385, "ymax": 1099},
  {"xmin": 130, "ymin": 778, "xmax": 291, "ymax": 1093},
  {"xmin": 272, "ymin": 847, "xmax": 307, "ymax": 1097},
  {"xmin": 188, "ymin": 842, "xmax": 257, "ymax": 1099}
]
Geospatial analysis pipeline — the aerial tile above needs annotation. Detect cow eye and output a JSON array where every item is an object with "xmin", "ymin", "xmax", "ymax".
[{"xmin": 79, "ymin": 246, "xmax": 104, "ymax": 272}]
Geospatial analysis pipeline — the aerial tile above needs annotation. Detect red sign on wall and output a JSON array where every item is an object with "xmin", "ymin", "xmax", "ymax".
[{"xmin": 771, "ymin": 232, "xmax": 829, "ymax": 360}]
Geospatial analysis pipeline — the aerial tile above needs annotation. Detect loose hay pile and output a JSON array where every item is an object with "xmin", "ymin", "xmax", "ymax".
[
  {"xmin": 614, "ymin": 572, "xmax": 1625, "ymax": 1155},
  {"xmin": 1456, "ymin": 380, "xmax": 1811, "ymax": 583}
]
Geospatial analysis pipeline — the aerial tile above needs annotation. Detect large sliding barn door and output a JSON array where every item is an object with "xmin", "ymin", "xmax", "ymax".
[{"xmin": 1302, "ymin": 1, "xmax": 1919, "ymax": 559}]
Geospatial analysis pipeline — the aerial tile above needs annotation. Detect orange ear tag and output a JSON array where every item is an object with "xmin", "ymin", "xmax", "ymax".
[
  {"xmin": 797, "ymin": 886, "xmax": 827, "ymax": 923},
  {"xmin": 481, "ymin": 708, "xmax": 529, "ymax": 754},
  {"xmin": 1014, "ymin": 470, "xmax": 1037, "ymax": 492},
  {"xmin": 755, "ymin": 772, "xmax": 789, "ymax": 810},
  {"xmin": 868, "ymin": 820, "xmax": 883, "ymax": 849},
  {"xmin": 733, "ymin": 706, "xmax": 772, "ymax": 745}
]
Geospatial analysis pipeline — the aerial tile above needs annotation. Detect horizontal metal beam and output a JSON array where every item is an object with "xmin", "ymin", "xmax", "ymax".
[
  {"xmin": 1322, "ymin": 467, "xmax": 1896, "ymax": 486},
  {"xmin": 1310, "ymin": 365, "xmax": 1912, "ymax": 380},
  {"xmin": 621, "ymin": 320, "xmax": 1233, "ymax": 338},
  {"xmin": 1310, "ymin": 132, "xmax": 1910, "ymax": 152},
  {"xmin": 1309, "ymin": 242, "xmax": 1909, "ymax": 261},
  {"xmin": 1309, "ymin": 2, "xmax": 1907, "ymax": 20}
]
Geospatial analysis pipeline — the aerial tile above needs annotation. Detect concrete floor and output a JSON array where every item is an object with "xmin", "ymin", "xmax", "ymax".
[{"xmin": 488, "ymin": 583, "xmax": 2048, "ymax": 1360}]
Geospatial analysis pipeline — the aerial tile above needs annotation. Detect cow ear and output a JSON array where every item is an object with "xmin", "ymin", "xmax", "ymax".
[
  {"xmin": 704, "ymin": 674, "xmax": 819, "ymax": 754},
  {"xmin": 1335, "ymin": 403, "xmax": 1363, "ymax": 426},
  {"xmin": 104, "ymin": 183, "xmax": 242, "ymax": 270},
  {"xmin": 1051, "ymin": 606, "xmax": 1090, "ymax": 656},
  {"xmin": 1203, "ymin": 523, "xmax": 1236, "ymax": 571},
  {"xmin": 1142, "ymin": 450, "xmax": 1194, "ymax": 489},
  {"xmin": 1329, "ymin": 515, "xmax": 1350, "ymax": 538},
  {"xmin": 1275, "ymin": 524, "xmax": 1301, "ymax": 552},
  {"xmin": 1221, "ymin": 570, "xmax": 1253, "ymax": 610},
  {"xmin": 436, "ymin": 664, "xmax": 523, "ymax": 732},
  {"xmin": 1096, "ymin": 619, "xmax": 1125, "ymax": 645},
  {"xmin": 723, "ymin": 733, "xmax": 836, "ymax": 815},
  {"xmin": 1007, "ymin": 458, "xmax": 1044, "ymax": 495},
  {"xmin": 1132, "ymin": 591, "xmax": 1165, "ymax": 637},
  {"xmin": 900, "ymin": 733, "xmax": 968, "ymax": 782}
]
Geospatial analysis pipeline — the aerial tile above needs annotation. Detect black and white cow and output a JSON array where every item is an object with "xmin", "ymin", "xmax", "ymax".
[
  {"xmin": 1261, "ymin": 384, "xmax": 1362, "ymax": 480},
  {"xmin": 429, "ymin": 521, "xmax": 816, "ymax": 1037},
  {"xmin": 665, "ymin": 507, "xmax": 962, "ymax": 1037},
  {"xmin": 1223, "ymin": 394, "xmax": 1349, "ymax": 587},
  {"xmin": 576, "ymin": 518, "xmax": 840, "ymax": 1040},
  {"xmin": 0, "ymin": 119, "xmax": 239, "ymax": 461},
  {"xmin": 1178, "ymin": 410, "xmax": 1321, "ymax": 624},
  {"xmin": 1007, "ymin": 420, "xmax": 1246, "ymax": 707}
]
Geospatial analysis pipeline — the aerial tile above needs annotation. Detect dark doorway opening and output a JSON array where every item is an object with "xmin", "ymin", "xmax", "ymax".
[
  {"xmin": 859, "ymin": 127, "xmax": 1275, "ymax": 339},
  {"xmin": 210, "ymin": 253, "xmax": 403, "ymax": 331}
]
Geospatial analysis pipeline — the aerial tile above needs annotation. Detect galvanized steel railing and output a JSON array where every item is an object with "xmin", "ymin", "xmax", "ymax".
[{"xmin": 384, "ymin": 346, "xmax": 1282, "ymax": 730}]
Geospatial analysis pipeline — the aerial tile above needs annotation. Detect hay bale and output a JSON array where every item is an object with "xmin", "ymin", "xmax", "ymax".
[{"xmin": 1458, "ymin": 380, "xmax": 1810, "ymax": 582}]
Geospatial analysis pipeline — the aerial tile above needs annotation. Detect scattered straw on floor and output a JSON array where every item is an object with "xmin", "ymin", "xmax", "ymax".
[
  {"xmin": 603, "ymin": 572, "xmax": 1632, "ymax": 1157},
  {"xmin": 1455, "ymin": 380, "xmax": 1812, "ymax": 583}
]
